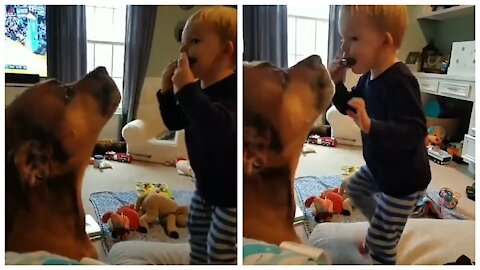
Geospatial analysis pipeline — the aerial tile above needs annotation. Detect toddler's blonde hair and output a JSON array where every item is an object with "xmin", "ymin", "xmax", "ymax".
[
  {"xmin": 340, "ymin": 5, "xmax": 408, "ymax": 48},
  {"xmin": 188, "ymin": 6, "xmax": 237, "ymax": 62}
]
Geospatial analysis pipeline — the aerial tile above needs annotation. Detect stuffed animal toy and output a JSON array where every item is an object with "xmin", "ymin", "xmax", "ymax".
[
  {"xmin": 102, "ymin": 204, "xmax": 144, "ymax": 240},
  {"xmin": 447, "ymin": 142, "xmax": 463, "ymax": 160},
  {"xmin": 135, "ymin": 192, "xmax": 189, "ymax": 239},
  {"xmin": 321, "ymin": 188, "xmax": 353, "ymax": 215},
  {"xmin": 176, "ymin": 159, "xmax": 195, "ymax": 178},
  {"xmin": 305, "ymin": 196, "xmax": 334, "ymax": 223},
  {"xmin": 426, "ymin": 126, "xmax": 446, "ymax": 147}
]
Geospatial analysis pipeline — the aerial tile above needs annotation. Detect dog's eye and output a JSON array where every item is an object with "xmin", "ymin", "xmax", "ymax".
[
  {"xmin": 64, "ymin": 85, "xmax": 74, "ymax": 101},
  {"xmin": 191, "ymin": 38, "xmax": 200, "ymax": 44},
  {"xmin": 275, "ymin": 68, "xmax": 289, "ymax": 87}
]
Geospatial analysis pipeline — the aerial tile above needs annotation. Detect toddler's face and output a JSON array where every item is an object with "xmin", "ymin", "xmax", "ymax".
[
  {"xmin": 180, "ymin": 21, "xmax": 225, "ymax": 80},
  {"xmin": 339, "ymin": 13, "xmax": 385, "ymax": 74}
]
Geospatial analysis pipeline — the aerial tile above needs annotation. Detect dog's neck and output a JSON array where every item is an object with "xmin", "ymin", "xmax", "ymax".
[
  {"xmin": 244, "ymin": 165, "xmax": 301, "ymax": 245},
  {"xmin": 6, "ymin": 157, "xmax": 89, "ymax": 254}
]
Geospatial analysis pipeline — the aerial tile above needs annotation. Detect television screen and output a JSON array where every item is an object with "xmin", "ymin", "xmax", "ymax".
[{"xmin": 5, "ymin": 5, "xmax": 47, "ymax": 77}]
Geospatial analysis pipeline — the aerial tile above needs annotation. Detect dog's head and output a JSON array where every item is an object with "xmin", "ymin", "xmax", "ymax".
[
  {"xmin": 244, "ymin": 55, "xmax": 334, "ymax": 182},
  {"xmin": 6, "ymin": 67, "xmax": 121, "ymax": 187}
]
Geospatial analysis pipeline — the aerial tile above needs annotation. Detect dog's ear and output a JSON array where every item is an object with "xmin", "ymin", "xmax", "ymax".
[
  {"xmin": 13, "ymin": 141, "xmax": 54, "ymax": 187},
  {"xmin": 243, "ymin": 127, "xmax": 269, "ymax": 178}
]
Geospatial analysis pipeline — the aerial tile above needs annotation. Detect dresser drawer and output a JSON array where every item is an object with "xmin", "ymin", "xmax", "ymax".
[
  {"xmin": 462, "ymin": 134, "xmax": 475, "ymax": 163},
  {"xmin": 418, "ymin": 79, "xmax": 439, "ymax": 93},
  {"xmin": 438, "ymin": 81, "xmax": 471, "ymax": 98}
]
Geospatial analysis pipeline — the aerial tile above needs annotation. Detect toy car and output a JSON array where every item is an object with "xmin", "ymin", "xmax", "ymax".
[
  {"xmin": 427, "ymin": 146, "xmax": 452, "ymax": 165},
  {"xmin": 307, "ymin": 135, "xmax": 337, "ymax": 147},
  {"xmin": 105, "ymin": 151, "xmax": 132, "ymax": 163}
]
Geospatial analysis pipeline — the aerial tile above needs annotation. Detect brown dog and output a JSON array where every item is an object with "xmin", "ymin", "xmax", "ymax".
[
  {"xmin": 6, "ymin": 67, "xmax": 121, "ymax": 261},
  {"xmin": 244, "ymin": 55, "xmax": 334, "ymax": 245}
]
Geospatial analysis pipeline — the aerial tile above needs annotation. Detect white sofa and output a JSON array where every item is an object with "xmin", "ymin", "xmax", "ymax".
[
  {"xmin": 326, "ymin": 105, "xmax": 362, "ymax": 147},
  {"xmin": 122, "ymin": 77, "xmax": 188, "ymax": 164},
  {"xmin": 309, "ymin": 218, "xmax": 475, "ymax": 265}
]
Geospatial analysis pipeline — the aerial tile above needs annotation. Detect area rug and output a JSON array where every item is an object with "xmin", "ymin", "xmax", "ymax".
[
  {"xmin": 89, "ymin": 190, "xmax": 193, "ymax": 255},
  {"xmin": 294, "ymin": 175, "xmax": 470, "ymax": 236}
]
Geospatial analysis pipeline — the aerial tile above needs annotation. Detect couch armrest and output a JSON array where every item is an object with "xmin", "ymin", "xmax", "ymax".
[{"xmin": 122, "ymin": 119, "xmax": 148, "ymax": 142}]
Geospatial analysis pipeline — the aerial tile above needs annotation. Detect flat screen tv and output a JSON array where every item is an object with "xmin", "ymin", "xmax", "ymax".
[{"xmin": 5, "ymin": 5, "xmax": 47, "ymax": 82}]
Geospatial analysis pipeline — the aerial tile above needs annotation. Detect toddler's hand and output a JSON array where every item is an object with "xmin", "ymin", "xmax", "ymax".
[
  {"xmin": 328, "ymin": 54, "xmax": 347, "ymax": 84},
  {"xmin": 172, "ymin": 52, "xmax": 196, "ymax": 93},
  {"xmin": 160, "ymin": 60, "xmax": 177, "ymax": 94},
  {"xmin": 347, "ymin": 98, "xmax": 371, "ymax": 134}
]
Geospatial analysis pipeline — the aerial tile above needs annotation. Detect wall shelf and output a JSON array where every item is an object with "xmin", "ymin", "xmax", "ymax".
[{"xmin": 417, "ymin": 5, "xmax": 474, "ymax": 21}]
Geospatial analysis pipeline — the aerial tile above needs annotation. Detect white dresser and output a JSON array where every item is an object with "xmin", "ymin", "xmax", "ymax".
[{"xmin": 415, "ymin": 72, "xmax": 475, "ymax": 174}]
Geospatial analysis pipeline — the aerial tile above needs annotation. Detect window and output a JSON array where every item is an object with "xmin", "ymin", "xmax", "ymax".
[
  {"xmin": 86, "ymin": 5, "xmax": 126, "ymax": 109},
  {"xmin": 287, "ymin": 5, "xmax": 330, "ymax": 67}
]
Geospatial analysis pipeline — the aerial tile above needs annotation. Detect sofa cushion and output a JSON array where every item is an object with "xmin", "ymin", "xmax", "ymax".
[{"xmin": 308, "ymin": 218, "xmax": 475, "ymax": 265}]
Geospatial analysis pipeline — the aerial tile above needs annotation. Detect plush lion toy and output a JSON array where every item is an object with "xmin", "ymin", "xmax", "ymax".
[{"xmin": 135, "ymin": 192, "xmax": 189, "ymax": 239}]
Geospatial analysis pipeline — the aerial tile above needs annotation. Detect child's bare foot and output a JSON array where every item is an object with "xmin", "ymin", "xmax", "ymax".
[{"xmin": 358, "ymin": 240, "xmax": 369, "ymax": 255}]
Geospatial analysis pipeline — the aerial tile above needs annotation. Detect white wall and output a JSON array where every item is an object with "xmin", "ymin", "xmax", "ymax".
[
  {"xmin": 5, "ymin": 86, "xmax": 26, "ymax": 105},
  {"xmin": 145, "ymin": 6, "xmax": 206, "ymax": 78},
  {"xmin": 399, "ymin": 5, "xmax": 428, "ymax": 63}
]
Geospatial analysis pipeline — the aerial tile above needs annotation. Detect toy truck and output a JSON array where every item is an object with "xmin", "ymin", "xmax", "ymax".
[{"xmin": 427, "ymin": 146, "xmax": 452, "ymax": 165}]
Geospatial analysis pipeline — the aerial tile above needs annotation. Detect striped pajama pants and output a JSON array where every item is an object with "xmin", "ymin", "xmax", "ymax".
[
  {"xmin": 346, "ymin": 166, "xmax": 424, "ymax": 265},
  {"xmin": 188, "ymin": 191, "xmax": 237, "ymax": 264}
]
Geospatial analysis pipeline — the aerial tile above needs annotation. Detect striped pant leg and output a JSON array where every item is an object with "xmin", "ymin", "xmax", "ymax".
[
  {"xmin": 366, "ymin": 190, "xmax": 425, "ymax": 265},
  {"xmin": 187, "ymin": 191, "xmax": 214, "ymax": 265},
  {"xmin": 346, "ymin": 166, "xmax": 379, "ymax": 222},
  {"xmin": 207, "ymin": 207, "xmax": 237, "ymax": 264}
]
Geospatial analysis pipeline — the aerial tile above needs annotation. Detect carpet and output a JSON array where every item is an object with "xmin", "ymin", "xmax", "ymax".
[
  {"xmin": 89, "ymin": 190, "xmax": 193, "ymax": 255},
  {"xmin": 294, "ymin": 175, "xmax": 470, "ymax": 236}
]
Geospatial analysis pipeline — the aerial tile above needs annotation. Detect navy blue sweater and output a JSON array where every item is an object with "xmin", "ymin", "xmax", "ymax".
[
  {"xmin": 157, "ymin": 73, "xmax": 237, "ymax": 207},
  {"xmin": 337, "ymin": 62, "xmax": 431, "ymax": 196}
]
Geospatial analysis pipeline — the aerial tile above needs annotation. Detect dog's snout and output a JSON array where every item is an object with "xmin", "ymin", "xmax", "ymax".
[
  {"xmin": 93, "ymin": 66, "xmax": 108, "ymax": 76},
  {"xmin": 88, "ymin": 67, "xmax": 110, "ymax": 81},
  {"xmin": 75, "ymin": 66, "xmax": 121, "ymax": 116}
]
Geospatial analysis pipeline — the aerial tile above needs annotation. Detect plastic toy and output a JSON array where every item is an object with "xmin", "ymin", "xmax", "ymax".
[
  {"xmin": 447, "ymin": 142, "xmax": 464, "ymax": 161},
  {"xmin": 307, "ymin": 135, "xmax": 337, "ymax": 147},
  {"xmin": 427, "ymin": 145, "xmax": 452, "ymax": 165},
  {"xmin": 302, "ymin": 144, "xmax": 316, "ymax": 155},
  {"xmin": 176, "ymin": 159, "xmax": 195, "ymax": 178},
  {"xmin": 101, "ymin": 204, "xmax": 144, "ymax": 240},
  {"xmin": 439, "ymin": 188, "xmax": 460, "ymax": 209},
  {"xmin": 466, "ymin": 183, "xmax": 475, "ymax": 201},
  {"xmin": 105, "ymin": 151, "xmax": 132, "ymax": 163},
  {"xmin": 93, "ymin": 155, "xmax": 112, "ymax": 172},
  {"xmin": 135, "ymin": 182, "xmax": 174, "ymax": 199}
]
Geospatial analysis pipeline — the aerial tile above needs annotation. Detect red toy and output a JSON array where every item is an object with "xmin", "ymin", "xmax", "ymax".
[
  {"xmin": 105, "ymin": 151, "xmax": 132, "ymax": 163},
  {"xmin": 305, "ymin": 187, "xmax": 353, "ymax": 223},
  {"xmin": 102, "ymin": 204, "xmax": 145, "ymax": 240},
  {"xmin": 307, "ymin": 135, "xmax": 337, "ymax": 147}
]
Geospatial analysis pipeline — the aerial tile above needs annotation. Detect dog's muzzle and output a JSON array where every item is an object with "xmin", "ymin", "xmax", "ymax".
[{"xmin": 80, "ymin": 67, "xmax": 121, "ymax": 116}]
